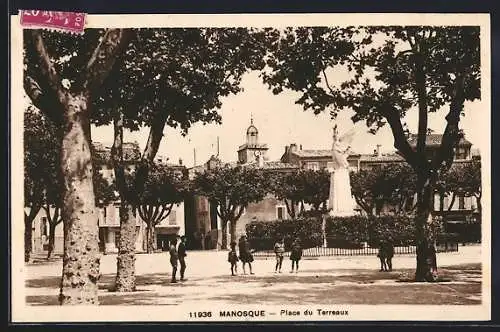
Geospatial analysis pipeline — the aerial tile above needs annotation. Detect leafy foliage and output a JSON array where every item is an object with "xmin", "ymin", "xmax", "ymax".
[
  {"xmin": 92, "ymin": 28, "xmax": 269, "ymax": 133},
  {"xmin": 325, "ymin": 215, "xmax": 416, "ymax": 247},
  {"xmin": 194, "ymin": 165, "xmax": 268, "ymax": 222},
  {"xmin": 193, "ymin": 165, "xmax": 268, "ymax": 246},
  {"xmin": 300, "ymin": 169, "xmax": 330, "ymax": 212},
  {"xmin": 350, "ymin": 163, "xmax": 417, "ymax": 215},
  {"xmin": 245, "ymin": 218, "xmax": 323, "ymax": 251}
]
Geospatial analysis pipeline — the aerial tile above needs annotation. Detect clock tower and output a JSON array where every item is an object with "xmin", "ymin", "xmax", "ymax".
[{"xmin": 237, "ymin": 117, "xmax": 269, "ymax": 164}]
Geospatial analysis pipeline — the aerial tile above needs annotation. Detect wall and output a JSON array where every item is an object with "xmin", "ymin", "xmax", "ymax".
[{"xmin": 232, "ymin": 194, "xmax": 290, "ymax": 242}]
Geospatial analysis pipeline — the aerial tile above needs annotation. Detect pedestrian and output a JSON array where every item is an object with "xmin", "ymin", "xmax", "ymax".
[
  {"xmin": 238, "ymin": 235, "xmax": 254, "ymax": 275},
  {"xmin": 385, "ymin": 236, "xmax": 394, "ymax": 272},
  {"xmin": 274, "ymin": 237, "xmax": 285, "ymax": 273},
  {"xmin": 228, "ymin": 241, "xmax": 239, "ymax": 276},
  {"xmin": 178, "ymin": 235, "xmax": 188, "ymax": 281},
  {"xmin": 377, "ymin": 239, "xmax": 388, "ymax": 272},
  {"xmin": 169, "ymin": 237, "xmax": 179, "ymax": 283},
  {"xmin": 290, "ymin": 238, "xmax": 302, "ymax": 273}
]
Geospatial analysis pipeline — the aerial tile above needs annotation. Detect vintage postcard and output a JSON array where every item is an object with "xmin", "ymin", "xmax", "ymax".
[{"xmin": 10, "ymin": 12, "xmax": 491, "ymax": 322}]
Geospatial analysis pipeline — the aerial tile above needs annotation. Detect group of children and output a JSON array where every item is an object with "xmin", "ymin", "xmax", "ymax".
[{"xmin": 228, "ymin": 236, "xmax": 304, "ymax": 275}]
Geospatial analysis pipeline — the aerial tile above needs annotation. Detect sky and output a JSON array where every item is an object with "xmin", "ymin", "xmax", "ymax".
[{"xmin": 91, "ymin": 70, "xmax": 486, "ymax": 169}]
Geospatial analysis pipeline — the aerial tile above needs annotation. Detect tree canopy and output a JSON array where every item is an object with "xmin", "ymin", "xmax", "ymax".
[{"xmin": 193, "ymin": 165, "xmax": 268, "ymax": 246}]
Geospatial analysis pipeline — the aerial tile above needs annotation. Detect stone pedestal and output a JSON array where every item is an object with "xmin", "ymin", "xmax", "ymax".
[{"xmin": 328, "ymin": 167, "xmax": 356, "ymax": 217}]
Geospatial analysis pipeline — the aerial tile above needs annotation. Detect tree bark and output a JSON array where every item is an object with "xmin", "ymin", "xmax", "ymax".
[
  {"xmin": 221, "ymin": 221, "xmax": 228, "ymax": 250},
  {"xmin": 414, "ymin": 175, "xmax": 437, "ymax": 282},
  {"xmin": 115, "ymin": 204, "xmax": 137, "ymax": 292},
  {"xmin": 26, "ymin": 29, "xmax": 132, "ymax": 305},
  {"xmin": 146, "ymin": 224, "xmax": 155, "ymax": 253},
  {"xmin": 447, "ymin": 192, "xmax": 456, "ymax": 211},
  {"xmin": 58, "ymin": 93, "xmax": 100, "ymax": 305},
  {"xmin": 439, "ymin": 193, "xmax": 445, "ymax": 212},
  {"xmin": 47, "ymin": 222, "xmax": 57, "ymax": 259},
  {"xmin": 475, "ymin": 195, "xmax": 482, "ymax": 213},
  {"xmin": 24, "ymin": 216, "xmax": 34, "ymax": 263},
  {"xmin": 230, "ymin": 219, "xmax": 237, "ymax": 246}
]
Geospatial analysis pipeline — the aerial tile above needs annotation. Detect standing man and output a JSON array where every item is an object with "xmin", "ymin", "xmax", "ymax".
[
  {"xmin": 178, "ymin": 235, "xmax": 188, "ymax": 281},
  {"xmin": 169, "ymin": 237, "xmax": 179, "ymax": 283}
]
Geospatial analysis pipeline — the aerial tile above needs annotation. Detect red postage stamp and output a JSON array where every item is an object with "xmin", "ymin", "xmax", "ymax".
[{"xmin": 20, "ymin": 10, "xmax": 86, "ymax": 34}]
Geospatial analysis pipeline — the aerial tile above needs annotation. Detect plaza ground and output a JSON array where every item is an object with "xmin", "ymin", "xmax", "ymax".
[{"xmin": 25, "ymin": 245, "xmax": 482, "ymax": 306}]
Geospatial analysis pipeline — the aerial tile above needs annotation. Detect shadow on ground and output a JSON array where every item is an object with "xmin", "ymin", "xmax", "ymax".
[{"xmin": 25, "ymin": 263, "xmax": 482, "ymax": 306}]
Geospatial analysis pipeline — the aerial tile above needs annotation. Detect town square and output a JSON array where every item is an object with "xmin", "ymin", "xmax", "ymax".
[{"xmin": 12, "ymin": 12, "xmax": 490, "ymax": 322}]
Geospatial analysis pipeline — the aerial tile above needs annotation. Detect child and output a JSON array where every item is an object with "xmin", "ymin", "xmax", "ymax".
[
  {"xmin": 169, "ymin": 238, "xmax": 179, "ymax": 283},
  {"xmin": 238, "ymin": 235, "xmax": 254, "ymax": 275},
  {"xmin": 228, "ymin": 241, "xmax": 239, "ymax": 276},
  {"xmin": 274, "ymin": 237, "xmax": 285, "ymax": 273},
  {"xmin": 290, "ymin": 238, "xmax": 302, "ymax": 273}
]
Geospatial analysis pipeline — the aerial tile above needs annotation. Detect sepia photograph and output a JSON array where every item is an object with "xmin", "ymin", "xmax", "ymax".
[{"xmin": 10, "ymin": 13, "xmax": 491, "ymax": 322}]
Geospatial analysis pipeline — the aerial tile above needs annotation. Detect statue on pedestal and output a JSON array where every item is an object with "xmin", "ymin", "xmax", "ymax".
[{"xmin": 328, "ymin": 125, "xmax": 357, "ymax": 217}]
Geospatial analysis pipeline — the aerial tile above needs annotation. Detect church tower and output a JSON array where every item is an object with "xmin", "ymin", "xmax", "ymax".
[{"xmin": 237, "ymin": 116, "xmax": 269, "ymax": 164}]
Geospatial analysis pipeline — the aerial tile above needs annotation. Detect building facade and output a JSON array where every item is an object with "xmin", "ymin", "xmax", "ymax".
[{"xmin": 31, "ymin": 141, "xmax": 187, "ymax": 255}]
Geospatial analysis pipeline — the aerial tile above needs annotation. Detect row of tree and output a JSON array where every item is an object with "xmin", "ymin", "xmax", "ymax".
[
  {"xmin": 351, "ymin": 161, "xmax": 482, "ymax": 216},
  {"xmin": 25, "ymin": 123, "xmax": 481, "ymax": 260},
  {"xmin": 23, "ymin": 25, "xmax": 479, "ymax": 302}
]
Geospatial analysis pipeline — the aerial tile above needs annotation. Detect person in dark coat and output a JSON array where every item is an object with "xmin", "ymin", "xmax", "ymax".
[
  {"xmin": 385, "ymin": 237, "xmax": 395, "ymax": 272},
  {"xmin": 227, "ymin": 241, "xmax": 239, "ymax": 276},
  {"xmin": 238, "ymin": 235, "xmax": 254, "ymax": 275},
  {"xmin": 178, "ymin": 235, "xmax": 188, "ymax": 281},
  {"xmin": 290, "ymin": 238, "xmax": 302, "ymax": 273},
  {"xmin": 377, "ymin": 239, "xmax": 388, "ymax": 272},
  {"xmin": 169, "ymin": 238, "xmax": 179, "ymax": 283}
]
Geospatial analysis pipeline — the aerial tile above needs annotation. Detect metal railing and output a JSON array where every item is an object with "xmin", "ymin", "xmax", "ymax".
[{"xmin": 251, "ymin": 242, "xmax": 458, "ymax": 258}]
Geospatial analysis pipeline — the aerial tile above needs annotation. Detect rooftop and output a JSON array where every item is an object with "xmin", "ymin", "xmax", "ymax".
[
  {"xmin": 291, "ymin": 149, "xmax": 360, "ymax": 158},
  {"xmin": 359, "ymin": 153, "xmax": 405, "ymax": 163},
  {"xmin": 407, "ymin": 134, "xmax": 472, "ymax": 147}
]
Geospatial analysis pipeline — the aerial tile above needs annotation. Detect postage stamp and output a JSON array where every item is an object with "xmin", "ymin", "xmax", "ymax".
[
  {"xmin": 10, "ymin": 13, "xmax": 491, "ymax": 323},
  {"xmin": 20, "ymin": 10, "xmax": 86, "ymax": 34}
]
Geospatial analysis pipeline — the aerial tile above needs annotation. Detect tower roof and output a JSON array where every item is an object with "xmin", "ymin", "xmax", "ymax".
[{"xmin": 246, "ymin": 116, "xmax": 258, "ymax": 135}]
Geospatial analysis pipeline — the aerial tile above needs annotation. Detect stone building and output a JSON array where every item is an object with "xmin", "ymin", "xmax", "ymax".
[{"xmin": 186, "ymin": 119, "xmax": 298, "ymax": 249}]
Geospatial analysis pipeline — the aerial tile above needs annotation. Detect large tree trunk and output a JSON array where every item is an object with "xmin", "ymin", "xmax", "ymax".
[
  {"xmin": 475, "ymin": 195, "xmax": 482, "ymax": 213},
  {"xmin": 221, "ymin": 221, "xmax": 229, "ymax": 250},
  {"xmin": 115, "ymin": 204, "xmax": 137, "ymax": 292},
  {"xmin": 24, "ymin": 216, "xmax": 33, "ymax": 263},
  {"xmin": 230, "ymin": 219, "xmax": 237, "ymax": 246},
  {"xmin": 414, "ymin": 175, "xmax": 437, "ymax": 282},
  {"xmin": 146, "ymin": 224, "xmax": 155, "ymax": 254},
  {"xmin": 47, "ymin": 222, "xmax": 57, "ymax": 259},
  {"xmin": 59, "ymin": 94, "xmax": 100, "ymax": 305}
]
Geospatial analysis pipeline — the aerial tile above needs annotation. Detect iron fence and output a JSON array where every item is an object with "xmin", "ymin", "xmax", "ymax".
[{"xmin": 251, "ymin": 242, "xmax": 458, "ymax": 258}]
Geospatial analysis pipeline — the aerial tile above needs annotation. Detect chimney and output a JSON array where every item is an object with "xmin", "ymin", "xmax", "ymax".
[
  {"xmin": 290, "ymin": 143, "xmax": 297, "ymax": 153},
  {"xmin": 376, "ymin": 144, "xmax": 381, "ymax": 157},
  {"xmin": 179, "ymin": 158, "xmax": 183, "ymax": 166},
  {"xmin": 300, "ymin": 144, "xmax": 302, "ymax": 150},
  {"xmin": 285, "ymin": 146, "xmax": 289, "ymax": 155}
]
